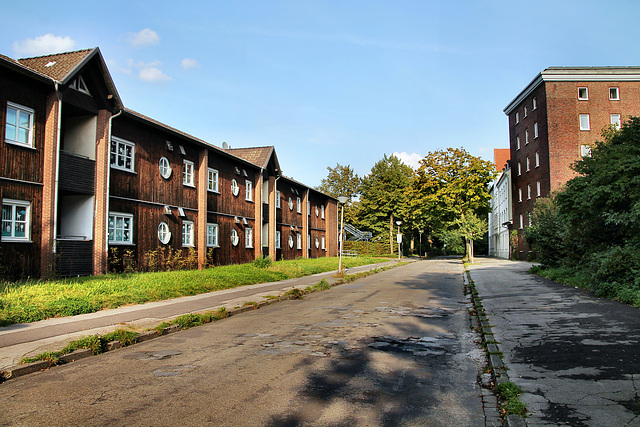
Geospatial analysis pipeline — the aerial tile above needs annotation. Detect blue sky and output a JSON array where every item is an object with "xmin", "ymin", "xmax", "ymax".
[{"xmin": 3, "ymin": 0, "xmax": 640, "ymax": 187}]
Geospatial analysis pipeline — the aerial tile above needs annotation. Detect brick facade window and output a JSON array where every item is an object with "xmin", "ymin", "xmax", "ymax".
[
  {"xmin": 579, "ymin": 114, "xmax": 590, "ymax": 131},
  {"xmin": 532, "ymin": 97, "xmax": 537, "ymax": 110},
  {"xmin": 609, "ymin": 87, "xmax": 620, "ymax": 100},
  {"xmin": 578, "ymin": 87, "xmax": 588, "ymax": 100}
]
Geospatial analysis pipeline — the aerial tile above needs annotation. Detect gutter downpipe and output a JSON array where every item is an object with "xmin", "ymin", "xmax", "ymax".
[
  {"xmin": 51, "ymin": 83, "xmax": 62, "ymax": 258},
  {"xmin": 103, "ymin": 108, "xmax": 122, "ymax": 273}
]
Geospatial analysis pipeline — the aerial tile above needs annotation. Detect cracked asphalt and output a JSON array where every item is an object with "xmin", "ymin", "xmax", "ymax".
[
  {"xmin": 468, "ymin": 257, "xmax": 640, "ymax": 426},
  {"xmin": 0, "ymin": 259, "xmax": 490, "ymax": 426}
]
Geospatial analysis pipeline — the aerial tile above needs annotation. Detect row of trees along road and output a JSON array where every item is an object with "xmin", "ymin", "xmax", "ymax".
[{"xmin": 316, "ymin": 148, "xmax": 496, "ymax": 261}]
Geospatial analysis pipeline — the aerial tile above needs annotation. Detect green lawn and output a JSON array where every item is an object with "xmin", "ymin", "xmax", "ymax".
[{"xmin": 0, "ymin": 257, "xmax": 387, "ymax": 326}]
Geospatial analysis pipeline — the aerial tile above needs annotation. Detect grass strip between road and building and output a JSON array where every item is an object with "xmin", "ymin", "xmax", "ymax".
[
  {"xmin": 0, "ymin": 256, "xmax": 388, "ymax": 327},
  {"xmin": 10, "ymin": 261, "xmax": 405, "ymax": 371}
]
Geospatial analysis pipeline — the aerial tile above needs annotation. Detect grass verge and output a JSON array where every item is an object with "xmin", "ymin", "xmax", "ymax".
[{"xmin": 0, "ymin": 256, "xmax": 387, "ymax": 326}]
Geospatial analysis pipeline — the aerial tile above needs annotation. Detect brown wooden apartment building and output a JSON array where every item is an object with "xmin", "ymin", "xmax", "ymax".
[{"xmin": 0, "ymin": 48, "xmax": 337, "ymax": 278}]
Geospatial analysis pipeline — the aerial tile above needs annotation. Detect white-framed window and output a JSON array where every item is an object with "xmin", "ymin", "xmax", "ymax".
[
  {"xmin": 578, "ymin": 87, "xmax": 588, "ymax": 100},
  {"xmin": 5, "ymin": 102, "xmax": 34, "ymax": 148},
  {"xmin": 231, "ymin": 229, "xmax": 239, "ymax": 246},
  {"xmin": 231, "ymin": 179, "xmax": 239, "ymax": 197},
  {"xmin": 182, "ymin": 220, "xmax": 194, "ymax": 247},
  {"xmin": 525, "ymin": 129, "xmax": 529, "ymax": 144},
  {"xmin": 108, "ymin": 212, "xmax": 133, "ymax": 244},
  {"xmin": 515, "ymin": 112, "xmax": 519, "ymax": 124},
  {"xmin": 527, "ymin": 184, "xmax": 531, "ymax": 200},
  {"xmin": 296, "ymin": 233, "xmax": 302, "ymax": 249},
  {"xmin": 315, "ymin": 237, "xmax": 319, "ymax": 248},
  {"xmin": 315, "ymin": 205, "xmax": 319, "ymax": 217},
  {"xmin": 524, "ymin": 105, "xmax": 528, "ymax": 117},
  {"xmin": 535, "ymin": 151, "xmax": 540, "ymax": 168},
  {"xmin": 516, "ymin": 136, "xmax": 520, "ymax": 150},
  {"xmin": 183, "ymin": 160, "xmax": 194, "ymax": 187},
  {"xmin": 207, "ymin": 223, "xmax": 219, "ymax": 247},
  {"xmin": 534, "ymin": 122, "xmax": 538, "ymax": 139},
  {"xmin": 609, "ymin": 87, "xmax": 620, "ymax": 100},
  {"xmin": 321, "ymin": 236, "xmax": 326, "ymax": 250},
  {"xmin": 288, "ymin": 234, "xmax": 294, "ymax": 248},
  {"xmin": 245, "ymin": 180, "xmax": 253, "ymax": 202},
  {"xmin": 276, "ymin": 190, "xmax": 281, "ymax": 209},
  {"xmin": 275, "ymin": 230, "xmax": 281, "ymax": 249},
  {"xmin": 1, "ymin": 199, "xmax": 30, "ymax": 241},
  {"xmin": 245, "ymin": 227, "xmax": 253, "ymax": 248},
  {"xmin": 308, "ymin": 200, "xmax": 311, "ymax": 216},
  {"xmin": 532, "ymin": 97, "xmax": 537, "ymax": 110},
  {"xmin": 208, "ymin": 168, "xmax": 219, "ymax": 193},
  {"xmin": 159, "ymin": 157, "xmax": 172, "ymax": 179},
  {"xmin": 518, "ymin": 188, "xmax": 522, "ymax": 202},
  {"xmin": 581, "ymin": 145, "xmax": 592, "ymax": 157},
  {"xmin": 536, "ymin": 180, "xmax": 541, "ymax": 197},
  {"xmin": 579, "ymin": 114, "xmax": 590, "ymax": 131},
  {"xmin": 158, "ymin": 222, "xmax": 171, "ymax": 244},
  {"xmin": 526, "ymin": 156, "xmax": 530, "ymax": 172},
  {"xmin": 110, "ymin": 136, "xmax": 135, "ymax": 172},
  {"xmin": 321, "ymin": 205, "xmax": 325, "ymax": 219},
  {"xmin": 519, "ymin": 214, "xmax": 524, "ymax": 229},
  {"xmin": 296, "ymin": 197, "xmax": 301, "ymax": 213},
  {"xmin": 611, "ymin": 114, "xmax": 621, "ymax": 130},
  {"xmin": 517, "ymin": 162, "xmax": 522, "ymax": 176},
  {"xmin": 288, "ymin": 197, "xmax": 294, "ymax": 211}
]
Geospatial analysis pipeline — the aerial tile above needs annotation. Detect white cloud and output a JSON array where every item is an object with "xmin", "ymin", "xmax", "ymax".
[
  {"xmin": 13, "ymin": 34, "xmax": 76, "ymax": 56},
  {"xmin": 138, "ymin": 66, "xmax": 172, "ymax": 83},
  {"xmin": 392, "ymin": 152, "xmax": 423, "ymax": 170},
  {"xmin": 129, "ymin": 28, "xmax": 160, "ymax": 48},
  {"xmin": 181, "ymin": 58, "xmax": 200, "ymax": 70}
]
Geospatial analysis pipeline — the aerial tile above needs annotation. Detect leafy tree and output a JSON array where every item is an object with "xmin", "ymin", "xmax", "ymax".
[
  {"xmin": 358, "ymin": 154, "xmax": 415, "ymax": 253},
  {"xmin": 524, "ymin": 195, "xmax": 566, "ymax": 267},
  {"xmin": 412, "ymin": 148, "xmax": 496, "ymax": 258},
  {"xmin": 316, "ymin": 163, "xmax": 362, "ymax": 224}
]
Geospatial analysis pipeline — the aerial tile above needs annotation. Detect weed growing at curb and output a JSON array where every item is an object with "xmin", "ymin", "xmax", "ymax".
[
  {"xmin": 20, "ymin": 328, "xmax": 140, "ymax": 364},
  {"xmin": 156, "ymin": 307, "xmax": 229, "ymax": 333},
  {"xmin": 496, "ymin": 382, "xmax": 528, "ymax": 416}
]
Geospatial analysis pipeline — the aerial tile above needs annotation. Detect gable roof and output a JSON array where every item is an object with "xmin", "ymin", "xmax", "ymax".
[
  {"xmin": 225, "ymin": 146, "xmax": 281, "ymax": 175},
  {"xmin": 10, "ymin": 48, "xmax": 123, "ymax": 110}
]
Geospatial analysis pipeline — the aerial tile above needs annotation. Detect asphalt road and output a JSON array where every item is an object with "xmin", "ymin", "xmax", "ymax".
[
  {"xmin": 0, "ymin": 258, "xmax": 487, "ymax": 426},
  {"xmin": 469, "ymin": 258, "xmax": 640, "ymax": 426}
]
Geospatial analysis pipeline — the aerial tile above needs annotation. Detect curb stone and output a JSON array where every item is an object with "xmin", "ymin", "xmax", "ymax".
[{"xmin": 465, "ymin": 269, "xmax": 528, "ymax": 427}]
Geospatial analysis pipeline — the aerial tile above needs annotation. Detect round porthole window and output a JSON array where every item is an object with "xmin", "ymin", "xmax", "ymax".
[
  {"xmin": 288, "ymin": 234, "xmax": 294, "ymax": 248},
  {"xmin": 315, "ymin": 237, "xmax": 319, "ymax": 248},
  {"xmin": 158, "ymin": 222, "xmax": 171, "ymax": 244},
  {"xmin": 159, "ymin": 157, "xmax": 172, "ymax": 179},
  {"xmin": 315, "ymin": 206, "xmax": 319, "ymax": 216},
  {"xmin": 288, "ymin": 197, "xmax": 294, "ymax": 211},
  {"xmin": 231, "ymin": 179, "xmax": 239, "ymax": 197},
  {"xmin": 231, "ymin": 229, "xmax": 239, "ymax": 246}
]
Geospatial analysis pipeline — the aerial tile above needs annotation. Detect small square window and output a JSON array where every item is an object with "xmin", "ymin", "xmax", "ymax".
[
  {"xmin": 245, "ymin": 227, "xmax": 253, "ymax": 248},
  {"xmin": 578, "ymin": 87, "xmax": 588, "ymax": 100},
  {"xmin": 2, "ymin": 199, "xmax": 31, "ymax": 241},
  {"xmin": 579, "ymin": 114, "xmax": 590, "ymax": 131},
  {"xmin": 609, "ymin": 87, "xmax": 620, "ymax": 100},
  {"xmin": 610, "ymin": 114, "xmax": 621, "ymax": 130},
  {"xmin": 208, "ymin": 168, "xmax": 219, "ymax": 192},
  {"xmin": 5, "ymin": 102, "xmax": 35, "ymax": 148},
  {"xmin": 182, "ymin": 220, "xmax": 194, "ymax": 247},
  {"xmin": 245, "ymin": 180, "xmax": 253, "ymax": 201},
  {"xmin": 207, "ymin": 223, "xmax": 219, "ymax": 247},
  {"xmin": 183, "ymin": 160, "xmax": 194, "ymax": 186},
  {"xmin": 581, "ymin": 145, "xmax": 592, "ymax": 157}
]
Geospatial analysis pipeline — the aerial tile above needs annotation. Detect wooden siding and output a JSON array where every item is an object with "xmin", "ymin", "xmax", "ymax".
[
  {"xmin": 207, "ymin": 153, "xmax": 257, "ymax": 219},
  {"xmin": 0, "ymin": 71, "xmax": 48, "ymax": 183},
  {"xmin": 0, "ymin": 181, "xmax": 43, "ymax": 278}
]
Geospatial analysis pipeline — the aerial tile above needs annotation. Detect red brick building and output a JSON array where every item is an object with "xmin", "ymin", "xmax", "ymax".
[{"xmin": 504, "ymin": 67, "xmax": 640, "ymax": 259}]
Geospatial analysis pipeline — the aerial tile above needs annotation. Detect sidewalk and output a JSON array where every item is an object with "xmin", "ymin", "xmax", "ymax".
[
  {"xmin": 467, "ymin": 257, "xmax": 640, "ymax": 426},
  {"xmin": 0, "ymin": 260, "xmax": 404, "ymax": 373}
]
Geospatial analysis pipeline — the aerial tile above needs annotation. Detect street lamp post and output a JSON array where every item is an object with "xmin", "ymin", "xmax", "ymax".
[
  {"xmin": 418, "ymin": 229, "xmax": 423, "ymax": 258},
  {"xmin": 396, "ymin": 220, "xmax": 402, "ymax": 261},
  {"xmin": 337, "ymin": 195, "xmax": 349, "ymax": 275}
]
